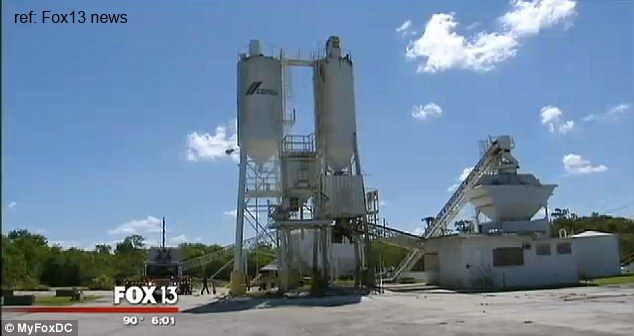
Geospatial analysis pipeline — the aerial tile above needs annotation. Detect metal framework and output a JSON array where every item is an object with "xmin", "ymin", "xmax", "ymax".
[
  {"xmin": 232, "ymin": 56, "xmax": 316, "ymax": 292},
  {"xmin": 233, "ymin": 155, "xmax": 281, "ymax": 280},
  {"xmin": 380, "ymin": 136, "xmax": 521, "ymax": 282},
  {"xmin": 182, "ymin": 235, "xmax": 269, "ymax": 272},
  {"xmin": 232, "ymin": 41, "xmax": 378, "ymax": 292}
]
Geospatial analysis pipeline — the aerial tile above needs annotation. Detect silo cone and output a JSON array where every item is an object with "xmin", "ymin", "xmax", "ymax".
[{"xmin": 230, "ymin": 271, "xmax": 246, "ymax": 296}]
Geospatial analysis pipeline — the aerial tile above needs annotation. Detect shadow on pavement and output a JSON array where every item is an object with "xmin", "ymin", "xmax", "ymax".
[{"xmin": 183, "ymin": 294, "xmax": 363, "ymax": 314}]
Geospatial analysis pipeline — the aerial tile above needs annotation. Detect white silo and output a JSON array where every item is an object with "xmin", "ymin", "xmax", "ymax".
[
  {"xmin": 316, "ymin": 36, "xmax": 357, "ymax": 172},
  {"xmin": 238, "ymin": 40, "xmax": 284, "ymax": 165}
]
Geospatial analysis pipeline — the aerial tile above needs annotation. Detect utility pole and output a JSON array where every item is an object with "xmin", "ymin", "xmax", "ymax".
[{"xmin": 162, "ymin": 217, "xmax": 166, "ymax": 250}]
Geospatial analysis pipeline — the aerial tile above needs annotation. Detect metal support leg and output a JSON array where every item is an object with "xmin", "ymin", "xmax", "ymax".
[
  {"xmin": 353, "ymin": 236, "xmax": 361, "ymax": 288},
  {"xmin": 230, "ymin": 152, "xmax": 247, "ymax": 296},
  {"xmin": 279, "ymin": 230, "xmax": 285, "ymax": 293}
]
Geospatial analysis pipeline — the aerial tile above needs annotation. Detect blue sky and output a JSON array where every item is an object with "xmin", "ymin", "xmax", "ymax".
[{"xmin": 3, "ymin": 0, "xmax": 632, "ymax": 249}]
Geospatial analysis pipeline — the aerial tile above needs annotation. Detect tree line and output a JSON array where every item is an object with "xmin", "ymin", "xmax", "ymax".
[
  {"xmin": 1, "ymin": 229, "xmax": 274, "ymax": 290},
  {"xmin": 2, "ymin": 211, "xmax": 631, "ymax": 289}
]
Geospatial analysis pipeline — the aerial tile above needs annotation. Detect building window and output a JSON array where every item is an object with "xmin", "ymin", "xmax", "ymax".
[
  {"xmin": 492, "ymin": 247, "xmax": 524, "ymax": 267},
  {"xmin": 536, "ymin": 243, "xmax": 551, "ymax": 255},
  {"xmin": 556, "ymin": 242, "xmax": 572, "ymax": 254},
  {"xmin": 522, "ymin": 243, "xmax": 531, "ymax": 250}
]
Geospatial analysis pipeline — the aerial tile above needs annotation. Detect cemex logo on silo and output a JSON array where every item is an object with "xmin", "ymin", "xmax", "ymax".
[{"xmin": 246, "ymin": 81, "xmax": 278, "ymax": 96}]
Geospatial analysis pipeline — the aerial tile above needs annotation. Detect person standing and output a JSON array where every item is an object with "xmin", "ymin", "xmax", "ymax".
[{"xmin": 200, "ymin": 275, "xmax": 210, "ymax": 295}]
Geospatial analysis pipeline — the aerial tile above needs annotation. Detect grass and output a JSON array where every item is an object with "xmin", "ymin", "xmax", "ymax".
[
  {"xmin": 34, "ymin": 295, "xmax": 100, "ymax": 306},
  {"xmin": 590, "ymin": 274, "xmax": 634, "ymax": 286}
]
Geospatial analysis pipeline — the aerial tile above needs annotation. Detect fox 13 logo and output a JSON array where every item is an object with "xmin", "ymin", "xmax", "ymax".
[{"xmin": 113, "ymin": 286, "xmax": 178, "ymax": 305}]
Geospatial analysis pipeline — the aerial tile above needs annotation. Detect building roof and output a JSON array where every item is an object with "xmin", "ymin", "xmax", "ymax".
[
  {"xmin": 570, "ymin": 230, "xmax": 614, "ymax": 238},
  {"xmin": 260, "ymin": 262, "xmax": 278, "ymax": 272}
]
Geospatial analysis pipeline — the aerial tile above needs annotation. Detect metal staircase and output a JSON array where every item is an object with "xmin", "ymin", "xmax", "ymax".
[
  {"xmin": 365, "ymin": 221, "xmax": 422, "ymax": 249},
  {"xmin": 423, "ymin": 136, "xmax": 517, "ymax": 239},
  {"xmin": 384, "ymin": 249, "xmax": 424, "ymax": 282},
  {"xmin": 361, "ymin": 221, "xmax": 423, "ymax": 282},
  {"xmin": 384, "ymin": 136, "xmax": 519, "ymax": 282},
  {"xmin": 181, "ymin": 235, "xmax": 273, "ymax": 272}
]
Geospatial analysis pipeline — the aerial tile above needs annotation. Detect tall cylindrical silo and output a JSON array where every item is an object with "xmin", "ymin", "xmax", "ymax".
[
  {"xmin": 316, "ymin": 36, "xmax": 357, "ymax": 172},
  {"xmin": 238, "ymin": 40, "xmax": 284, "ymax": 165}
]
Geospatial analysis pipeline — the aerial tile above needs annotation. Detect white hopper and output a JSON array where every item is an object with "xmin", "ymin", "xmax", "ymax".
[{"xmin": 468, "ymin": 174, "xmax": 556, "ymax": 221}]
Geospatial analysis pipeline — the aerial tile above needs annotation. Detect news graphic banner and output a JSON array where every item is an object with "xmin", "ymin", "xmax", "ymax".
[{"xmin": 2, "ymin": 320, "xmax": 78, "ymax": 336}]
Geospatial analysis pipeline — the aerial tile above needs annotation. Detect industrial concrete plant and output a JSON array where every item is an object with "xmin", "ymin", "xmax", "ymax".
[
  {"xmin": 402, "ymin": 136, "xmax": 621, "ymax": 288},
  {"xmin": 229, "ymin": 37, "xmax": 622, "ymax": 295},
  {"xmin": 231, "ymin": 37, "xmax": 373, "ymax": 295}
]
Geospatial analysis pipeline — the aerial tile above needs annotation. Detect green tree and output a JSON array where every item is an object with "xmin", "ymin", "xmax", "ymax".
[
  {"xmin": 2, "ymin": 230, "xmax": 50, "ymax": 288},
  {"xmin": 111, "ymin": 235, "xmax": 148, "ymax": 279},
  {"xmin": 115, "ymin": 235, "xmax": 145, "ymax": 254},
  {"xmin": 95, "ymin": 244, "xmax": 112, "ymax": 254}
]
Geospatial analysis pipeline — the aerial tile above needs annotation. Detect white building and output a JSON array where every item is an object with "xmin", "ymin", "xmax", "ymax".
[
  {"xmin": 418, "ymin": 150, "xmax": 620, "ymax": 289},
  {"xmin": 423, "ymin": 234, "xmax": 579, "ymax": 288},
  {"xmin": 570, "ymin": 231, "xmax": 621, "ymax": 279}
]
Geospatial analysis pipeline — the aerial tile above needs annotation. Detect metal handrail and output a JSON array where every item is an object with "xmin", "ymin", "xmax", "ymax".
[
  {"xmin": 280, "ymin": 134, "xmax": 315, "ymax": 153},
  {"xmin": 181, "ymin": 234, "xmax": 274, "ymax": 272}
]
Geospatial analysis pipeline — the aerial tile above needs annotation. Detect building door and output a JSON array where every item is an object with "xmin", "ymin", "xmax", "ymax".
[{"xmin": 467, "ymin": 248, "xmax": 488, "ymax": 288}]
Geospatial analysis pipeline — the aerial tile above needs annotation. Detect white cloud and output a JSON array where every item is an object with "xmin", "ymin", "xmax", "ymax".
[
  {"xmin": 187, "ymin": 119, "xmax": 238, "ymax": 162},
  {"xmin": 411, "ymin": 103, "xmax": 443, "ymax": 121},
  {"xmin": 7, "ymin": 201, "xmax": 17, "ymax": 208},
  {"xmin": 50, "ymin": 240, "xmax": 82, "ymax": 249},
  {"xmin": 466, "ymin": 22, "xmax": 481, "ymax": 30},
  {"xmin": 52, "ymin": 240, "xmax": 119, "ymax": 251},
  {"xmin": 109, "ymin": 216, "xmax": 163, "ymax": 235},
  {"xmin": 448, "ymin": 166, "xmax": 474, "ymax": 192},
  {"xmin": 144, "ymin": 238, "xmax": 161, "ymax": 247},
  {"xmin": 396, "ymin": 20, "xmax": 416, "ymax": 37},
  {"xmin": 558, "ymin": 120, "xmax": 575, "ymax": 134},
  {"xmin": 406, "ymin": 13, "xmax": 518, "ymax": 73},
  {"xmin": 540, "ymin": 105, "xmax": 575, "ymax": 134},
  {"xmin": 51, "ymin": 240, "xmax": 105, "ymax": 250},
  {"xmin": 500, "ymin": 0, "xmax": 577, "ymax": 37},
  {"xmin": 379, "ymin": 200, "xmax": 387, "ymax": 207},
  {"xmin": 583, "ymin": 103, "xmax": 632, "ymax": 123},
  {"xmin": 92, "ymin": 240, "xmax": 119, "ymax": 249},
  {"xmin": 412, "ymin": 227, "xmax": 425, "ymax": 236},
  {"xmin": 458, "ymin": 167, "xmax": 473, "ymax": 181},
  {"xmin": 223, "ymin": 209, "xmax": 237, "ymax": 218},
  {"xmin": 169, "ymin": 234, "xmax": 188, "ymax": 245},
  {"xmin": 562, "ymin": 154, "xmax": 607, "ymax": 175},
  {"xmin": 405, "ymin": 1, "xmax": 576, "ymax": 73}
]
